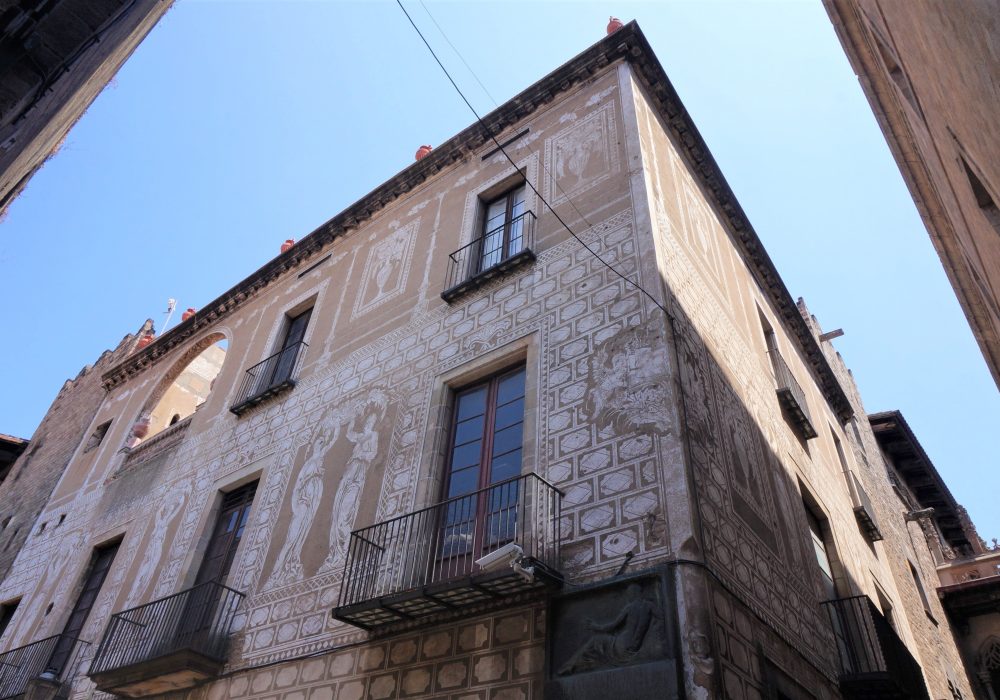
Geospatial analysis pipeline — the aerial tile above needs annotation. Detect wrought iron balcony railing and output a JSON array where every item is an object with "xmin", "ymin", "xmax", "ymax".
[
  {"xmin": 822, "ymin": 595, "xmax": 929, "ymax": 700},
  {"xmin": 230, "ymin": 341, "xmax": 307, "ymax": 416},
  {"xmin": 89, "ymin": 582, "xmax": 243, "ymax": 696},
  {"xmin": 442, "ymin": 211, "xmax": 536, "ymax": 302},
  {"xmin": 768, "ymin": 348, "xmax": 818, "ymax": 439},
  {"xmin": 0, "ymin": 635, "xmax": 89, "ymax": 700},
  {"xmin": 333, "ymin": 473, "xmax": 562, "ymax": 630}
]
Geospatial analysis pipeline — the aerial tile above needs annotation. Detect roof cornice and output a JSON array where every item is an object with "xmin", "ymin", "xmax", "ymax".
[{"xmin": 101, "ymin": 22, "xmax": 853, "ymax": 421}]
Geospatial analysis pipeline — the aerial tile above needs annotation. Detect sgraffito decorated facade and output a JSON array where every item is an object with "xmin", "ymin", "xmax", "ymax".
[{"xmin": 0, "ymin": 22, "xmax": 980, "ymax": 700}]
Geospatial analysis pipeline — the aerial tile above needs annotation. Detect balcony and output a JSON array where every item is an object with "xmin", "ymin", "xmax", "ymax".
[
  {"xmin": 0, "ymin": 635, "xmax": 88, "ymax": 700},
  {"xmin": 441, "ymin": 211, "xmax": 536, "ymax": 303},
  {"xmin": 89, "ymin": 582, "xmax": 244, "ymax": 697},
  {"xmin": 332, "ymin": 473, "xmax": 562, "ymax": 630},
  {"xmin": 768, "ymin": 348, "xmax": 818, "ymax": 440},
  {"xmin": 230, "ymin": 341, "xmax": 307, "ymax": 416},
  {"xmin": 845, "ymin": 470, "xmax": 883, "ymax": 542},
  {"xmin": 822, "ymin": 595, "xmax": 929, "ymax": 700}
]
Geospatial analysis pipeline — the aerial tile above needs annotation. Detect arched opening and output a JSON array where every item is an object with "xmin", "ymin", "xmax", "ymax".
[{"xmin": 132, "ymin": 335, "xmax": 228, "ymax": 445}]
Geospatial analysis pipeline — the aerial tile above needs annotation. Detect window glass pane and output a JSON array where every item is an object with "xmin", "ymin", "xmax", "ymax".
[
  {"xmin": 456, "ymin": 387, "xmax": 487, "ymax": 421},
  {"xmin": 497, "ymin": 370, "xmax": 526, "ymax": 404},
  {"xmin": 484, "ymin": 198, "xmax": 507, "ymax": 232},
  {"xmin": 492, "ymin": 424, "xmax": 523, "ymax": 458},
  {"xmin": 490, "ymin": 449, "xmax": 522, "ymax": 483},
  {"xmin": 481, "ymin": 229, "xmax": 503, "ymax": 269},
  {"xmin": 510, "ymin": 186, "xmax": 526, "ymax": 213},
  {"xmin": 451, "ymin": 441, "xmax": 481, "ymax": 471},
  {"xmin": 447, "ymin": 467, "xmax": 480, "ymax": 497},
  {"xmin": 454, "ymin": 415, "xmax": 485, "ymax": 446},
  {"xmin": 494, "ymin": 398, "xmax": 524, "ymax": 430}
]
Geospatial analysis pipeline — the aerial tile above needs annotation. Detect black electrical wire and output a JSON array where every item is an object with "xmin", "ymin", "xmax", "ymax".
[
  {"xmin": 415, "ymin": 0, "xmax": 599, "ymax": 236},
  {"xmin": 394, "ymin": 0, "xmax": 671, "ymax": 318}
]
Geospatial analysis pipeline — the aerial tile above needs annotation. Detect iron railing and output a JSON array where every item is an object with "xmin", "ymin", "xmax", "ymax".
[
  {"xmin": 442, "ymin": 211, "xmax": 536, "ymax": 301},
  {"xmin": 89, "ymin": 581, "xmax": 243, "ymax": 676},
  {"xmin": 768, "ymin": 348, "xmax": 818, "ymax": 439},
  {"xmin": 230, "ymin": 341, "xmax": 307, "ymax": 415},
  {"xmin": 0, "ymin": 635, "xmax": 89, "ymax": 700},
  {"xmin": 822, "ymin": 595, "xmax": 929, "ymax": 700},
  {"xmin": 338, "ymin": 473, "xmax": 561, "ymax": 608}
]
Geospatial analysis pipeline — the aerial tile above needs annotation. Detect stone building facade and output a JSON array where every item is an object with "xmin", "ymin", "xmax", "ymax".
[
  {"xmin": 0, "ymin": 22, "xmax": 981, "ymax": 700},
  {"xmin": 0, "ymin": 0, "xmax": 173, "ymax": 216},
  {"xmin": 0, "ymin": 321, "xmax": 151, "ymax": 586},
  {"xmin": 871, "ymin": 410, "xmax": 1000, "ymax": 699},
  {"xmin": 823, "ymin": 0, "xmax": 1000, "ymax": 389}
]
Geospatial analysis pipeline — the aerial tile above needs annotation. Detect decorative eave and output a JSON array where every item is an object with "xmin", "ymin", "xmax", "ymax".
[
  {"xmin": 869, "ymin": 410, "xmax": 972, "ymax": 551},
  {"xmin": 101, "ymin": 22, "xmax": 853, "ymax": 421}
]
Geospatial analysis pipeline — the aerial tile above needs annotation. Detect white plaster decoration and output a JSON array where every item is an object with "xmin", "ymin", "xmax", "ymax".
[
  {"xmin": 351, "ymin": 219, "xmax": 420, "ymax": 320},
  {"xmin": 543, "ymin": 102, "xmax": 621, "ymax": 205}
]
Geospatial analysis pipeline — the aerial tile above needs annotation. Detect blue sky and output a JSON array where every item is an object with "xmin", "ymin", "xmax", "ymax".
[{"xmin": 1, "ymin": 1, "xmax": 996, "ymax": 539}]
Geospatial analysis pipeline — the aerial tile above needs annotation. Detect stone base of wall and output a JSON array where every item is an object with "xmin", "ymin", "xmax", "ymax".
[{"xmin": 206, "ymin": 604, "xmax": 545, "ymax": 700}]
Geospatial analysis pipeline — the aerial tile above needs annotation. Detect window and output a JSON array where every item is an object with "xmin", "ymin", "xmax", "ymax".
[
  {"xmin": 442, "ymin": 180, "xmax": 536, "ymax": 302},
  {"xmin": 909, "ymin": 561, "xmax": 935, "ymax": 622},
  {"xmin": 0, "ymin": 599, "xmax": 19, "ymax": 640},
  {"xmin": 873, "ymin": 583, "xmax": 896, "ymax": 632},
  {"xmin": 867, "ymin": 20, "xmax": 921, "ymax": 116},
  {"xmin": 805, "ymin": 505, "xmax": 837, "ymax": 601},
  {"xmin": 441, "ymin": 366, "xmax": 526, "ymax": 558},
  {"xmin": 84, "ymin": 420, "xmax": 112, "ymax": 453},
  {"xmin": 961, "ymin": 156, "xmax": 1000, "ymax": 235},
  {"xmin": 195, "ymin": 481, "xmax": 258, "ymax": 585},
  {"xmin": 48, "ymin": 541, "xmax": 120, "ymax": 674},
  {"xmin": 479, "ymin": 184, "xmax": 527, "ymax": 272},
  {"xmin": 176, "ymin": 482, "xmax": 258, "ymax": 642},
  {"xmin": 233, "ymin": 308, "xmax": 310, "ymax": 414},
  {"xmin": 271, "ymin": 308, "xmax": 311, "ymax": 387}
]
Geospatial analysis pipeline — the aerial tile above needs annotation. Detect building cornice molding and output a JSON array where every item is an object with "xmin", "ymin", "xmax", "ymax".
[{"xmin": 101, "ymin": 22, "xmax": 853, "ymax": 421}]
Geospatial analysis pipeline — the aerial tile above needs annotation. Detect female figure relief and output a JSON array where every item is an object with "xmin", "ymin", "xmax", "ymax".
[
  {"xmin": 266, "ymin": 410, "xmax": 341, "ymax": 588},
  {"xmin": 320, "ymin": 411, "xmax": 379, "ymax": 572},
  {"xmin": 126, "ymin": 487, "xmax": 188, "ymax": 605}
]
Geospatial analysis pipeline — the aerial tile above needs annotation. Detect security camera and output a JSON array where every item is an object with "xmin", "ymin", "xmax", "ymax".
[{"xmin": 475, "ymin": 543, "xmax": 524, "ymax": 572}]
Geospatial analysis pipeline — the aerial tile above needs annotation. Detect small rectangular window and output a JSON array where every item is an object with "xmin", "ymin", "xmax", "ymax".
[
  {"xmin": 0, "ymin": 598, "xmax": 20, "ymax": 640},
  {"xmin": 84, "ymin": 420, "xmax": 112, "ymax": 453},
  {"xmin": 479, "ymin": 185, "xmax": 528, "ymax": 272},
  {"xmin": 961, "ymin": 156, "xmax": 1000, "ymax": 235},
  {"xmin": 271, "ymin": 308, "xmax": 312, "ymax": 387},
  {"xmin": 909, "ymin": 561, "xmax": 935, "ymax": 621}
]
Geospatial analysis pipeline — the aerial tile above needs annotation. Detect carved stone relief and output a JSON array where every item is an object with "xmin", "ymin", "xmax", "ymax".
[{"xmin": 546, "ymin": 571, "xmax": 679, "ymax": 700}]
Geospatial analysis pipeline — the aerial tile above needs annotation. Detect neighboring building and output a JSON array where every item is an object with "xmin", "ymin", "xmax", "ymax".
[
  {"xmin": 0, "ymin": 321, "xmax": 151, "ymax": 585},
  {"xmin": 0, "ymin": 22, "xmax": 983, "ymax": 700},
  {"xmin": 871, "ymin": 410, "xmax": 1000, "ymax": 699},
  {"xmin": 823, "ymin": 0, "xmax": 1000, "ymax": 389},
  {"xmin": 0, "ymin": 434, "xmax": 27, "ymax": 484},
  {"xmin": 0, "ymin": 0, "xmax": 173, "ymax": 217}
]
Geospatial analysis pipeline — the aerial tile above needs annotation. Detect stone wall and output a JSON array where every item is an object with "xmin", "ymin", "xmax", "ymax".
[
  {"xmin": 0, "ymin": 321, "xmax": 149, "ymax": 588},
  {"xmin": 824, "ymin": 0, "xmax": 1000, "ymax": 388}
]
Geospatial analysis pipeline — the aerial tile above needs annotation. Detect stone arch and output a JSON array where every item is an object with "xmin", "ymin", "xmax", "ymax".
[{"xmin": 129, "ymin": 331, "xmax": 229, "ymax": 445}]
